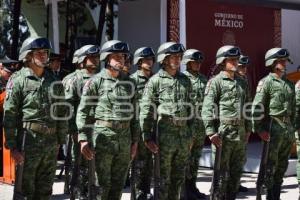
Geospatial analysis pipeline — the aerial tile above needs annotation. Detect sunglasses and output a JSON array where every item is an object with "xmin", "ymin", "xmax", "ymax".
[
  {"xmin": 86, "ymin": 45, "xmax": 100, "ymax": 55},
  {"xmin": 267, "ymin": 49, "xmax": 289, "ymax": 60},
  {"xmin": 110, "ymin": 42, "xmax": 130, "ymax": 52},
  {"xmin": 239, "ymin": 56, "xmax": 249, "ymax": 65},
  {"xmin": 219, "ymin": 47, "xmax": 241, "ymax": 58},
  {"xmin": 140, "ymin": 47, "xmax": 155, "ymax": 57},
  {"xmin": 166, "ymin": 43, "xmax": 185, "ymax": 54},
  {"xmin": 191, "ymin": 52, "xmax": 204, "ymax": 61}
]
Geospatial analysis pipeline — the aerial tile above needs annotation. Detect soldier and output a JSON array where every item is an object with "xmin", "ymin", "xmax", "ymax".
[
  {"xmin": 130, "ymin": 47, "xmax": 156, "ymax": 200},
  {"xmin": 77, "ymin": 40, "xmax": 139, "ymax": 200},
  {"xmin": 123, "ymin": 53, "xmax": 133, "ymax": 76},
  {"xmin": 49, "ymin": 52, "xmax": 69, "ymax": 80},
  {"xmin": 181, "ymin": 49, "xmax": 207, "ymax": 200},
  {"xmin": 63, "ymin": 44, "xmax": 101, "ymax": 199},
  {"xmin": 3, "ymin": 36, "xmax": 68, "ymax": 199},
  {"xmin": 236, "ymin": 55, "xmax": 251, "ymax": 193},
  {"xmin": 252, "ymin": 48, "xmax": 295, "ymax": 199},
  {"xmin": 0, "ymin": 57, "xmax": 19, "ymax": 91},
  {"xmin": 72, "ymin": 48, "xmax": 84, "ymax": 69},
  {"xmin": 296, "ymin": 70, "xmax": 300, "ymax": 200},
  {"xmin": 201, "ymin": 45, "xmax": 251, "ymax": 199},
  {"xmin": 140, "ymin": 42, "xmax": 194, "ymax": 200}
]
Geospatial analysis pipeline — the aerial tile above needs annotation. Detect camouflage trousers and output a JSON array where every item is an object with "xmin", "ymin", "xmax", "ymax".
[
  {"xmin": 158, "ymin": 120, "xmax": 191, "ymax": 200},
  {"xmin": 135, "ymin": 139, "xmax": 153, "ymax": 194},
  {"xmin": 93, "ymin": 126, "xmax": 131, "ymax": 200},
  {"xmin": 211, "ymin": 124, "xmax": 247, "ymax": 194},
  {"xmin": 187, "ymin": 130, "xmax": 206, "ymax": 184},
  {"xmin": 71, "ymin": 134, "xmax": 89, "ymax": 198},
  {"xmin": 264, "ymin": 119, "xmax": 294, "ymax": 189},
  {"xmin": 20, "ymin": 129, "xmax": 58, "ymax": 200}
]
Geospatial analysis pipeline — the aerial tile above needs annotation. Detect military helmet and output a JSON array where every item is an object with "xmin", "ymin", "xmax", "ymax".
[
  {"xmin": 72, "ymin": 49, "xmax": 81, "ymax": 64},
  {"xmin": 265, "ymin": 48, "xmax": 292, "ymax": 67},
  {"xmin": 238, "ymin": 55, "xmax": 250, "ymax": 66},
  {"xmin": 100, "ymin": 40, "xmax": 130, "ymax": 61},
  {"xmin": 181, "ymin": 49, "xmax": 204, "ymax": 65},
  {"xmin": 157, "ymin": 42, "xmax": 185, "ymax": 64},
  {"xmin": 216, "ymin": 45, "xmax": 241, "ymax": 65},
  {"xmin": 77, "ymin": 45, "xmax": 100, "ymax": 64},
  {"xmin": 133, "ymin": 47, "xmax": 155, "ymax": 65},
  {"xmin": 19, "ymin": 37, "xmax": 52, "ymax": 61}
]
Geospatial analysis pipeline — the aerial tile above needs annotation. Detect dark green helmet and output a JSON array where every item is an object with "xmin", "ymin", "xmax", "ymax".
[
  {"xmin": 133, "ymin": 47, "xmax": 155, "ymax": 65},
  {"xmin": 265, "ymin": 48, "xmax": 292, "ymax": 67},
  {"xmin": 157, "ymin": 42, "xmax": 185, "ymax": 63},
  {"xmin": 181, "ymin": 49, "xmax": 204, "ymax": 65},
  {"xmin": 216, "ymin": 45, "xmax": 241, "ymax": 65}
]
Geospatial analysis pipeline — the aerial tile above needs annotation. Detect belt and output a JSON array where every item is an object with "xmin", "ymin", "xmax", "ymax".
[
  {"xmin": 160, "ymin": 115, "xmax": 187, "ymax": 127},
  {"xmin": 95, "ymin": 120, "xmax": 130, "ymax": 129},
  {"xmin": 23, "ymin": 122, "xmax": 56, "ymax": 135},
  {"xmin": 220, "ymin": 119, "xmax": 244, "ymax": 126},
  {"xmin": 271, "ymin": 116, "xmax": 291, "ymax": 123}
]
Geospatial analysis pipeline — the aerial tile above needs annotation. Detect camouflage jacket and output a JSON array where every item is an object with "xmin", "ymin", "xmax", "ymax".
[
  {"xmin": 139, "ymin": 69, "xmax": 194, "ymax": 141},
  {"xmin": 76, "ymin": 68, "xmax": 139, "ymax": 142},
  {"xmin": 201, "ymin": 71, "xmax": 251, "ymax": 140},
  {"xmin": 183, "ymin": 70, "xmax": 207, "ymax": 125},
  {"xmin": 4, "ymin": 67, "xmax": 68, "ymax": 149},
  {"xmin": 252, "ymin": 73, "xmax": 295, "ymax": 133},
  {"xmin": 62, "ymin": 69, "xmax": 94, "ymax": 133}
]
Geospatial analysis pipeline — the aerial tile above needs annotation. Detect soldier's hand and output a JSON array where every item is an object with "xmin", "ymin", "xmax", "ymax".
[
  {"xmin": 209, "ymin": 134, "xmax": 222, "ymax": 147},
  {"xmin": 11, "ymin": 149, "xmax": 24, "ymax": 165},
  {"xmin": 80, "ymin": 141, "xmax": 95, "ymax": 160},
  {"xmin": 131, "ymin": 142, "xmax": 138, "ymax": 159},
  {"xmin": 144, "ymin": 140, "xmax": 159, "ymax": 154},
  {"xmin": 258, "ymin": 131, "xmax": 270, "ymax": 142}
]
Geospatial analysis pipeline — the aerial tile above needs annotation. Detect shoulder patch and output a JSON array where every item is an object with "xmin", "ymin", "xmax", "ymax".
[
  {"xmin": 82, "ymin": 79, "xmax": 93, "ymax": 95},
  {"xmin": 256, "ymin": 79, "xmax": 265, "ymax": 93}
]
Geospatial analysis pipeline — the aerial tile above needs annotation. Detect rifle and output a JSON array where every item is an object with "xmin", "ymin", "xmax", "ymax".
[
  {"xmin": 69, "ymin": 146, "xmax": 82, "ymax": 200},
  {"xmin": 153, "ymin": 120, "xmax": 160, "ymax": 200},
  {"xmin": 210, "ymin": 134, "xmax": 223, "ymax": 200},
  {"xmin": 13, "ymin": 130, "xmax": 27, "ymax": 200},
  {"xmin": 59, "ymin": 133, "xmax": 73, "ymax": 195},
  {"xmin": 256, "ymin": 119, "xmax": 272, "ymax": 200},
  {"xmin": 130, "ymin": 159, "xmax": 137, "ymax": 200},
  {"xmin": 88, "ymin": 142, "xmax": 97, "ymax": 200}
]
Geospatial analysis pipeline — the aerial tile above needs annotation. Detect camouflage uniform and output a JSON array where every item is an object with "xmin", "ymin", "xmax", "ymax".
[
  {"xmin": 183, "ymin": 70, "xmax": 207, "ymax": 186},
  {"xmin": 202, "ymin": 70, "xmax": 251, "ymax": 196},
  {"xmin": 130, "ymin": 69, "xmax": 153, "ymax": 196},
  {"xmin": 76, "ymin": 40, "xmax": 140, "ymax": 200},
  {"xmin": 4, "ymin": 67, "xmax": 68, "ymax": 199},
  {"xmin": 252, "ymin": 48, "xmax": 295, "ymax": 199},
  {"xmin": 252, "ymin": 73, "xmax": 295, "ymax": 195},
  {"xmin": 77, "ymin": 66, "xmax": 139, "ymax": 200},
  {"xmin": 63, "ymin": 68, "xmax": 94, "ymax": 197},
  {"xmin": 64, "ymin": 44, "xmax": 101, "ymax": 198},
  {"xmin": 140, "ymin": 67, "xmax": 193, "ymax": 200},
  {"xmin": 295, "ymin": 80, "xmax": 300, "ymax": 197}
]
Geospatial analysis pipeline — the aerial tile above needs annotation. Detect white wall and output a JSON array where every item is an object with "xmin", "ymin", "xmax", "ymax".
[
  {"xmin": 118, "ymin": 0, "xmax": 162, "ymax": 72},
  {"xmin": 282, "ymin": 9, "xmax": 300, "ymax": 72}
]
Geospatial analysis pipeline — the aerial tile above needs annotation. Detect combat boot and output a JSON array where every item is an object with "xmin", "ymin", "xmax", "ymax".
[{"xmin": 272, "ymin": 184, "xmax": 281, "ymax": 200}]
